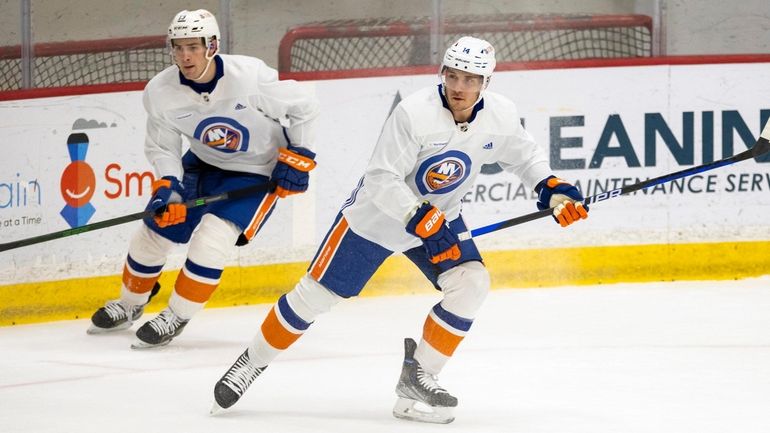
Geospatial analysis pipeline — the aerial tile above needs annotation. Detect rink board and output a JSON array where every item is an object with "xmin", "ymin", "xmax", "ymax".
[
  {"xmin": 2, "ymin": 240, "xmax": 770, "ymax": 325},
  {"xmin": 1, "ymin": 61, "xmax": 770, "ymax": 324}
]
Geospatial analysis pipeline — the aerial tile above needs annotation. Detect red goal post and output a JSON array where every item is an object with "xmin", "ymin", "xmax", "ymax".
[{"xmin": 278, "ymin": 13, "xmax": 653, "ymax": 77}]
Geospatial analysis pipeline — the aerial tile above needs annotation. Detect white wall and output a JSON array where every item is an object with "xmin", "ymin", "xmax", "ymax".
[{"xmin": 663, "ymin": 0, "xmax": 770, "ymax": 55}]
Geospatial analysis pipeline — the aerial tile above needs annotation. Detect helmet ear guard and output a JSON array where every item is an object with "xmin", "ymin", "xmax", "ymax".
[{"xmin": 207, "ymin": 39, "xmax": 219, "ymax": 55}]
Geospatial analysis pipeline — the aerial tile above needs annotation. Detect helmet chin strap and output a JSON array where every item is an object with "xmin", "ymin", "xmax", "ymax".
[
  {"xmin": 190, "ymin": 47, "xmax": 217, "ymax": 82},
  {"xmin": 173, "ymin": 39, "xmax": 217, "ymax": 82}
]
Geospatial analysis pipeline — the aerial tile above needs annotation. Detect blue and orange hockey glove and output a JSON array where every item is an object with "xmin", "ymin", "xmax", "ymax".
[
  {"xmin": 535, "ymin": 175, "xmax": 589, "ymax": 227},
  {"xmin": 271, "ymin": 145, "xmax": 317, "ymax": 198},
  {"xmin": 406, "ymin": 202, "xmax": 461, "ymax": 264},
  {"xmin": 147, "ymin": 176, "xmax": 186, "ymax": 228}
]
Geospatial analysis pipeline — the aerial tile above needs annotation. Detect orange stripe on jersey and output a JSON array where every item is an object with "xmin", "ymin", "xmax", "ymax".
[
  {"xmin": 243, "ymin": 193, "xmax": 278, "ymax": 241},
  {"xmin": 174, "ymin": 269, "xmax": 218, "ymax": 303},
  {"xmin": 309, "ymin": 217, "xmax": 349, "ymax": 281},
  {"xmin": 422, "ymin": 315, "xmax": 464, "ymax": 357},
  {"xmin": 261, "ymin": 307, "xmax": 302, "ymax": 350},
  {"xmin": 122, "ymin": 265, "xmax": 159, "ymax": 294}
]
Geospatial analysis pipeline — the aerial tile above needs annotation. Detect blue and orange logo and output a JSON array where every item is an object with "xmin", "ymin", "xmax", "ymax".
[
  {"xmin": 415, "ymin": 150, "xmax": 472, "ymax": 195},
  {"xmin": 60, "ymin": 133, "xmax": 96, "ymax": 227},
  {"xmin": 194, "ymin": 116, "xmax": 250, "ymax": 153}
]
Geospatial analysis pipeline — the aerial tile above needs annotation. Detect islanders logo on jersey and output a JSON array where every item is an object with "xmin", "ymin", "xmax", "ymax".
[
  {"xmin": 193, "ymin": 116, "xmax": 250, "ymax": 153},
  {"xmin": 415, "ymin": 150, "xmax": 472, "ymax": 195}
]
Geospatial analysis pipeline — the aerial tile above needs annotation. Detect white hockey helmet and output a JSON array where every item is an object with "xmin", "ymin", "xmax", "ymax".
[
  {"xmin": 441, "ymin": 36, "xmax": 496, "ymax": 89},
  {"xmin": 168, "ymin": 9, "xmax": 220, "ymax": 52}
]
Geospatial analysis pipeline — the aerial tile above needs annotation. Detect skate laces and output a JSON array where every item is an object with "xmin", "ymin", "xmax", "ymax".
[
  {"xmin": 416, "ymin": 365, "xmax": 449, "ymax": 395},
  {"xmin": 148, "ymin": 309, "xmax": 185, "ymax": 335},
  {"xmin": 222, "ymin": 351, "xmax": 263, "ymax": 394},
  {"xmin": 103, "ymin": 301, "xmax": 130, "ymax": 321}
]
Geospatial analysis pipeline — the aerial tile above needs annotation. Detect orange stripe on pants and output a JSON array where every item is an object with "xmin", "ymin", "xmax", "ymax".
[
  {"xmin": 261, "ymin": 307, "xmax": 302, "ymax": 350},
  {"xmin": 422, "ymin": 315, "xmax": 464, "ymax": 357},
  {"xmin": 122, "ymin": 265, "xmax": 159, "ymax": 294},
  {"xmin": 309, "ymin": 217, "xmax": 349, "ymax": 281},
  {"xmin": 243, "ymin": 193, "xmax": 278, "ymax": 241},
  {"xmin": 174, "ymin": 269, "xmax": 218, "ymax": 303}
]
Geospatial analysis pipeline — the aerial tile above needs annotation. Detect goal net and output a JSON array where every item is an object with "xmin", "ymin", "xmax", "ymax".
[
  {"xmin": 0, "ymin": 14, "xmax": 652, "ymax": 91},
  {"xmin": 0, "ymin": 36, "xmax": 169, "ymax": 91},
  {"xmin": 279, "ymin": 14, "xmax": 653, "ymax": 73}
]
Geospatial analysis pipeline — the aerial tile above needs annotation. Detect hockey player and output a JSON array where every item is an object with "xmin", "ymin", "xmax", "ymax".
[
  {"xmin": 87, "ymin": 9, "xmax": 319, "ymax": 349},
  {"xmin": 211, "ymin": 36, "xmax": 588, "ymax": 422}
]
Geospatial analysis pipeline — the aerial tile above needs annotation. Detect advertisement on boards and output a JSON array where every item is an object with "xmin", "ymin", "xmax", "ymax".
[{"xmin": 1, "ymin": 62, "xmax": 769, "ymax": 284}]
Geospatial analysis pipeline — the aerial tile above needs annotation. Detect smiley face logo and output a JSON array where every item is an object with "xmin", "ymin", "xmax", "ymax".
[
  {"xmin": 60, "ymin": 133, "xmax": 97, "ymax": 227},
  {"xmin": 60, "ymin": 161, "xmax": 95, "ymax": 207}
]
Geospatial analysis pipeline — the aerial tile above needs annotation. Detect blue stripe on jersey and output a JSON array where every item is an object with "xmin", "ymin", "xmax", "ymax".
[
  {"xmin": 277, "ymin": 294, "xmax": 312, "ymax": 331},
  {"xmin": 341, "ymin": 176, "xmax": 365, "ymax": 211},
  {"xmin": 432, "ymin": 303, "xmax": 473, "ymax": 332},
  {"xmin": 126, "ymin": 254, "xmax": 163, "ymax": 275},
  {"xmin": 184, "ymin": 259, "xmax": 223, "ymax": 280},
  {"xmin": 282, "ymin": 127, "xmax": 292, "ymax": 146}
]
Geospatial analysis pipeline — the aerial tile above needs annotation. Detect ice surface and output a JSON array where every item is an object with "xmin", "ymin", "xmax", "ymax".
[{"xmin": 2, "ymin": 278, "xmax": 770, "ymax": 433}]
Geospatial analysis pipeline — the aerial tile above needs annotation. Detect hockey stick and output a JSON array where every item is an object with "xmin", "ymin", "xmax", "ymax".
[
  {"xmin": 0, "ymin": 183, "xmax": 273, "ymax": 252},
  {"xmin": 465, "ymin": 120, "xmax": 770, "ymax": 239}
]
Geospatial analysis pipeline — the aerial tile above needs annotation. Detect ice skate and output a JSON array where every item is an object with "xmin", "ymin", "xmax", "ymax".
[
  {"xmin": 211, "ymin": 348, "xmax": 267, "ymax": 414},
  {"xmin": 87, "ymin": 282, "xmax": 160, "ymax": 334},
  {"xmin": 131, "ymin": 307, "xmax": 188, "ymax": 349},
  {"xmin": 392, "ymin": 337, "xmax": 458, "ymax": 424}
]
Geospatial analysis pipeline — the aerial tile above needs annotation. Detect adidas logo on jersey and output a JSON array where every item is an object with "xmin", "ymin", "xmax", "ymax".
[
  {"xmin": 234, "ymin": 103, "xmax": 247, "ymax": 110},
  {"xmin": 483, "ymin": 142, "xmax": 493, "ymax": 150}
]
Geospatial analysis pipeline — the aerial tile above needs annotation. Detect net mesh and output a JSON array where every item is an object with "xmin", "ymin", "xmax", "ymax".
[
  {"xmin": 0, "ymin": 36, "xmax": 170, "ymax": 91},
  {"xmin": 280, "ymin": 14, "xmax": 652, "ymax": 72},
  {"xmin": 0, "ymin": 14, "xmax": 652, "ymax": 90}
]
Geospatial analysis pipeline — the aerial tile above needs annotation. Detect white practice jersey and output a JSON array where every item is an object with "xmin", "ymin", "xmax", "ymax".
[
  {"xmin": 342, "ymin": 85, "xmax": 552, "ymax": 252},
  {"xmin": 143, "ymin": 54, "xmax": 320, "ymax": 179}
]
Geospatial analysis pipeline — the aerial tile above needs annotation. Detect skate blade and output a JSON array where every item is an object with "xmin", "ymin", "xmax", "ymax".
[
  {"xmin": 392, "ymin": 397, "xmax": 455, "ymax": 424},
  {"xmin": 86, "ymin": 322, "xmax": 132, "ymax": 335},
  {"xmin": 130, "ymin": 339, "xmax": 171, "ymax": 350},
  {"xmin": 210, "ymin": 401, "xmax": 225, "ymax": 416}
]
